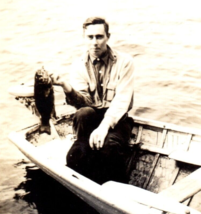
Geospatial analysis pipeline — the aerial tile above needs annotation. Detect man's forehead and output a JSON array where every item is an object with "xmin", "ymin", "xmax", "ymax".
[{"xmin": 84, "ymin": 24, "xmax": 106, "ymax": 35}]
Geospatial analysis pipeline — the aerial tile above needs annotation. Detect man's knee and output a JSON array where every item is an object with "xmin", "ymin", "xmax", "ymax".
[
  {"xmin": 99, "ymin": 133, "xmax": 123, "ymax": 160},
  {"xmin": 73, "ymin": 107, "xmax": 97, "ymax": 139},
  {"xmin": 66, "ymin": 140, "xmax": 90, "ymax": 167},
  {"xmin": 74, "ymin": 107, "xmax": 96, "ymax": 120}
]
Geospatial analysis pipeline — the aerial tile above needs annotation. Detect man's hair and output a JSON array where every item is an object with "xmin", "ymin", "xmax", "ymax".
[{"xmin": 83, "ymin": 17, "xmax": 110, "ymax": 37}]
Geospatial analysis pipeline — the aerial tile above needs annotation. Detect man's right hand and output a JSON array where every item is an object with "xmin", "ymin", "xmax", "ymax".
[
  {"xmin": 49, "ymin": 72, "xmax": 72, "ymax": 93},
  {"xmin": 49, "ymin": 72, "xmax": 63, "ymax": 86}
]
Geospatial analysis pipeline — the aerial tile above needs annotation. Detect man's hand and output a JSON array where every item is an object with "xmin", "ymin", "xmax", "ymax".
[
  {"xmin": 89, "ymin": 124, "xmax": 110, "ymax": 150},
  {"xmin": 49, "ymin": 72, "xmax": 72, "ymax": 93},
  {"xmin": 49, "ymin": 72, "xmax": 64, "ymax": 86}
]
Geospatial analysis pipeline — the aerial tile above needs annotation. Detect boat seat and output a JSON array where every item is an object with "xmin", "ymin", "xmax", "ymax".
[
  {"xmin": 169, "ymin": 150, "xmax": 201, "ymax": 166},
  {"xmin": 159, "ymin": 167, "xmax": 201, "ymax": 202},
  {"xmin": 135, "ymin": 143, "xmax": 201, "ymax": 166},
  {"xmin": 101, "ymin": 181, "xmax": 200, "ymax": 214},
  {"xmin": 36, "ymin": 136, "xmax": 74, "ymax": 165}
]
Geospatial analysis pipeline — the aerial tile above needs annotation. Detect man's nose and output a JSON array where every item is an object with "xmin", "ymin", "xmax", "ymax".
[{"xmin": 92, "ymin": 37, "xmax": 98, "ymax": 45}]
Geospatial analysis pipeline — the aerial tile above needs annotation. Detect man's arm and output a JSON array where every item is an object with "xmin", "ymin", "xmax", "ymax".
[
  {"xmin": 64, "ymin": 87, "xmax": 92, "ymax": 109},
  {"xmin": 101, "ymin": 56, "xmax": 135, "ymax": 128},
  {"xmin": 50, "ymin": 62, "xmax": 93, "ymax": 109},
  {"xmin": 90, "ymin": 55, "xmax": 135, "ymax": 149}
]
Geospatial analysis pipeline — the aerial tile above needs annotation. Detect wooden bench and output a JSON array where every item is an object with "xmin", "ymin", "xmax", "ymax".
[
  {"xmin": 159, "ymin": 167, "xmax": 201, "ymax": 203},
  {"xmin": 101, "ymin": 181, "xmax": 200, "ymax": 214}
]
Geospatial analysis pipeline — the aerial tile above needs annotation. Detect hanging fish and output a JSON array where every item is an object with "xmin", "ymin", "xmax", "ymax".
[{"xmin": 34, "ymin": 67, "xmax": 56, "ymax": 134}]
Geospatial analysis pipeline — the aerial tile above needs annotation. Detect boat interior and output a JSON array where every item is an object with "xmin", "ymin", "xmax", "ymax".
[
  {"xmin": 9, "ymin": 92, "xmax": 201, "ymax": 213},
  {"xmin": 21, "ymin": 112, "xmax": 201, "ymax": 213}
]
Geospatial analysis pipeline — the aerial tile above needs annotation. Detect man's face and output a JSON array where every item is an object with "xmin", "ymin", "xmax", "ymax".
[{"xmin": 84, "ymin": 24, "xmax": 109, "ymax": 58}]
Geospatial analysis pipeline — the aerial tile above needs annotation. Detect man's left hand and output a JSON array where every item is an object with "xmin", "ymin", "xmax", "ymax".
[{"xmin": 89, "ymin": 125, "xmax": 110, "ymax": 150}]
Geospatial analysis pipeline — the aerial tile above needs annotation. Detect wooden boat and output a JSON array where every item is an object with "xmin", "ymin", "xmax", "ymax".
[{"xmin": 8, "ymin": 85, "xmax": 201, "ymax": 214}]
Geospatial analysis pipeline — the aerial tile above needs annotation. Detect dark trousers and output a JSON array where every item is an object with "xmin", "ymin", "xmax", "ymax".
[{"xmin": 66, "ymin": 107, "xmax": 133, "ymax": 184}]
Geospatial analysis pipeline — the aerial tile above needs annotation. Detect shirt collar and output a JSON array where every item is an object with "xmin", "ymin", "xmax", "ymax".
[
  {"xmin": 90, "ymin": 51, "xmax": 109, "ymax": 65},
  {"xmin": 83, "ymin": 45, "xmax": 117, "ymax": 64}
]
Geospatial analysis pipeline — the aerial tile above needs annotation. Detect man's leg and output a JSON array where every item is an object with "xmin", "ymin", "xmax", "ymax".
[
  {"xmin": 66, "ymin": 107, "xmax": 105, "ymax": 179},
  {"xmin": 72, "ymin": 107, "xmax": 101, "ymax": 139},
  {"xmin": 67, "ymin": 107, "xmax": 134, "ymax": 184},
  {"xmin": 92, "ymin": 116, "xmax": 134, "ymax": 184}
]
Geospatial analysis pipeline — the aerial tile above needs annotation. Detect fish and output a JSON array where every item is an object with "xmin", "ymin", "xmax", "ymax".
[{"xmin": 34, "ymin": 67, "xmax": 56, "ymax": 135}]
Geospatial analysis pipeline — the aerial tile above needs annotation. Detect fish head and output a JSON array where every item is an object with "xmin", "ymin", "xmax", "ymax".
[{"xmin": 35, "ymin": 67, "xmax": 51, "ymax": 85}]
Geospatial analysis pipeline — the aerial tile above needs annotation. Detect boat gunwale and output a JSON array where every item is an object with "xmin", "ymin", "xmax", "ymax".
[
  {"xmin": 130, "ymin": 115, "xmax": 201, "ymax": 136},
  {"xmin": 8, "ymin": 131, "xmax": 156, "ymax": 214},
  {"xmin": 8, "ymin": 130, "xmax": 201, "ymax": 214}
]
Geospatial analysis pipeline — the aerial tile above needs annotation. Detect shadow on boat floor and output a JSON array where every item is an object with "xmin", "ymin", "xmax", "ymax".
[{"xmin": 14, "ymin": 164, "xmax": 99, "ymax": 214}]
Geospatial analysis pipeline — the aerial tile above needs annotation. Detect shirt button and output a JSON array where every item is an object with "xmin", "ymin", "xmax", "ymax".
[
  {"xmin": 101, "ymin": 84, "xmax": 103, "ymax": 87},
  {"xmin": 97, "ymin": 58, "xmax": 100, "ymax": 61},
  {"xmin": 99, "ymin": 70, "xmax": 102, "ymax": 73}
]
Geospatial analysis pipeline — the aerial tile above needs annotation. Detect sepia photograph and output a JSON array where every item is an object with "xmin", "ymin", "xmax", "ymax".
[{"xmin": 1, "ymin": 0, "xmax": 201, "ymax": 213}]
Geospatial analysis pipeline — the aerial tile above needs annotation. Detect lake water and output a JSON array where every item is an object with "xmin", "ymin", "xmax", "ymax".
[{"xmin": 1, "ymin": 0, "xmax": 201, "ymax": 213}]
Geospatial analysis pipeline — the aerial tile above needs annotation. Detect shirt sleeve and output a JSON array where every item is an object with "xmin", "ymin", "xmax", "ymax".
[
  {"xmin": 101, "ymin": 56, "xmax": 135, "ymax": 128},
  {"xmin": 64, "ymin": 60, "xmax": 93, "ymax": 109},
  {"xmin": 65, "ymin": 88, "xmax": 92, "ymax": 109}
]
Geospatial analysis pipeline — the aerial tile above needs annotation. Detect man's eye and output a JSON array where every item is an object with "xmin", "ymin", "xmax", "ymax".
[
  {"xmin": 96, "ymin": 35, "xmax": 103, "ymax": 39},
  {"xmin": 88, "ymin": 36, "xmax": 93, "ymax": 39}
]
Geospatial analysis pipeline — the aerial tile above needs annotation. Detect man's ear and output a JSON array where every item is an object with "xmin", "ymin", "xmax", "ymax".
[{"xmin": 107, "ymin": 33, "xmax": 111, "ymax": 39}]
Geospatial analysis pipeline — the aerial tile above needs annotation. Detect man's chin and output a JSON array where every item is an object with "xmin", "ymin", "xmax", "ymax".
[{"xmin": 89, "ymin": 50, "xmax": 101, "ymax": 58}]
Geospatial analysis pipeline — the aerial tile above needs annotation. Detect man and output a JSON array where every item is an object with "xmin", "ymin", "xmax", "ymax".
[{"xmin": 51, "ymin": 17, "xmax": 135, "ymax": 184}]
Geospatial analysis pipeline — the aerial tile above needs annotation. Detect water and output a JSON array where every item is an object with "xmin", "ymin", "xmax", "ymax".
[{"xmin": 1, "ymin": 0, "xmax": 201, "ymax": 213}]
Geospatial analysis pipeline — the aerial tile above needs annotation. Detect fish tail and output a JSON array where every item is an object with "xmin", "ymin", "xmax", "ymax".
[
  {"xmin": 39, "ymin": 117, "xmax": 51, "ymax": 135},
  {"xmin": 39, "ymin": 124, "xmax": 51, "ymax": 135}
]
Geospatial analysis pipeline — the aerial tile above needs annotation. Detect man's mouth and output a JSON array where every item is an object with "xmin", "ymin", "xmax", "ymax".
[{"xmin": 92, "ymin": 48, "xmax": 100, "ymax": 51}]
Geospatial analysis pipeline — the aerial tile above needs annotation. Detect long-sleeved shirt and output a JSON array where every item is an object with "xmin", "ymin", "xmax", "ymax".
[{"xmin": 65, "ymin": 46, "xmax": 135, "ymax": 129}]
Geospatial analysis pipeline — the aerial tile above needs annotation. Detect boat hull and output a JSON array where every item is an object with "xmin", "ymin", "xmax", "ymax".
[{"xmin": 8, "ymin": 115, "xmax": 201, "ymax": 214}]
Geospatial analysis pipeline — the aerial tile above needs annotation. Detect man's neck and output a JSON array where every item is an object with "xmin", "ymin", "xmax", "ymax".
[{"xmin": 89, "ymin": 49, "xmax": 109, "ymax": 64}]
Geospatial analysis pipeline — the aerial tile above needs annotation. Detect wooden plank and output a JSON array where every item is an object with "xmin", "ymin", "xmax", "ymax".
[
  {"xmin": 130, "ymin": 130, "xmax": 191, "ymax": 159},
  {"xmin": 159, "ymin": 129, "xmax": 167, "ymax": 147},
  {"xmin": 50, "ymin": 119, "xmax": 61, "ymax": 140},
  {"xmin": 130, "ymin": 115, "xmax": 201, "ymax": 136},
  {"xmin": 186, "ymin": 133, "xmax": 193, "ymax": 151},
  {"xmin": 25, "ymin": 124, "xmax": 40, "ymax": 136},
  {"xmin": 188, "ymin": 191, "xmax": 201, "ymax": 212},
  {"xmin": 165, "ymin": 123, "xmax": 201, "ymax": 137},
  {"xmin": 102, "ymin": 181, "xmax": 201, "ymax": 214},
  {"xmin": 16, "ymin": 123, "xmax": 40, "ymax": 137},
  {"xmin": 159, "ymin": 163, "xmax": 197, "ymax": 213},
  {"xmin": 148, "ymin": 208, "xmax": 163, "ymax": 214},
  {"xmin": 169, "ymin": 167, "xmax": 180, "ymax": 186},
  {"xmin": 143, "ymin": 154, "xmax": 160, "ymax": 189},
  {"xmin": 142, "ymin": 129, "xmax": 164, "ymax": 189},
  {"xmin": 139, "ymin": 144, "xmax": 170, "ymax": 155},
  {"xmin": 136, "ymin": 125, "xmax": 143, "ymax": 143},
  {"xmin": 189, "ymin": 140, "xmax": 201, "ymax": 153},
  {"xmin": 173, "ymin": 163, "xmax": 198, "ymax": 184},
  {"xmin": 129, "ymin": 126, "xmax": 139, "ymax": 146},
  {"xmin": 159, "ymin": 167, "xmax": 201, "ymax": 202},
  {"xmin": 130, "ymin": 127, "xmax": 164, "ymax": 147},
  {"xmin": 131, "ymin": 126, "xmax": 138, "ymax": 139},
  {"xmin": 146, "ymin": 156, "xmax": 178, "ymax": 193},
  {"xmin": 169, "ymin": 151, "xmax": 201, "ymax": 166},
  {"xmin": 141, "ymin": 128, "xmax": 158, "ymax": 145},
  {"xmin": 182, "ymin": 198, "xmax": 192, "ymax": 206},
  {"xmin": 36, "ymin": 137, "xmax": 74, "ymax": 165},
  {"xmin": 164, "ymin": 131, "xmax": 190, "ymax": 151},
  {"xmin": 131, "ymin": 116, "xmax": 166, "ymax": 129},
  {"xmin": 141, "ymin": 127, "xmax": 163, "ymax": 147},
  {"xmin": 192, "ymin": 136, "xmax": 201, "ymax": 142},
  {"xmin": 129, "ymin": 151, "xmax": 157, "ymax": 188}
]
